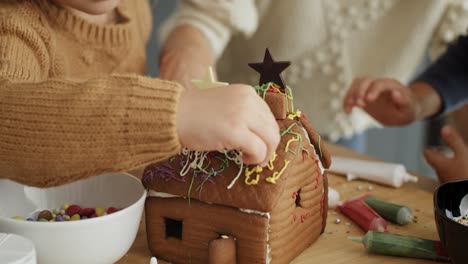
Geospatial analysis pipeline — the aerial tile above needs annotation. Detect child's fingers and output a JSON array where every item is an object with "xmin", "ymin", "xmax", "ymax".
[
  {"xmin": 250, "ymin": 112, "xmax": 280, "ymax": 166},
  {"xmin": 343, "ymin": 77, "xmax": 373, "ymax": 112},
  {"xmin": 423, "ymin": 148, "xmax": 449, "ymax": 174},
  {"xmin": 441, "ymin": 125, "xmax": 467, "ymax": 156},
  {"xmin": 391, "ymin": 89, "xmax": 407, "ymax": 105},
  {"xmin": 241, "ymin": 131, "xmax": 268, "ymax": 165},
  {"xmin": 366, "ymin": 79, "xmax": 401, "ymax": 102},
  {"xmin": 354, "ymin": 77, "xmax": 374, "ymax": 107}
]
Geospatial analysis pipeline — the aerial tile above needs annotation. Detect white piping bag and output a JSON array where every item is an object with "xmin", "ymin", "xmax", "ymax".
[{"xmin": 329, "ymin": 156, "xmax": 418, "ymax": 188}]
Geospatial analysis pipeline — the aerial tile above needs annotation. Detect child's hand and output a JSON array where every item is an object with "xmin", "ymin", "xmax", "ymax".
[
  {"xmin": 176, "ymin": 84, "xmax": 280, "ymax": 166},
  {"xmin": 424, "ymin": 125, "xmax": 468, "ymax": 183},
  {"xmin": 343, "ymin": 77, "xmax": 419, "ymax": 125}
]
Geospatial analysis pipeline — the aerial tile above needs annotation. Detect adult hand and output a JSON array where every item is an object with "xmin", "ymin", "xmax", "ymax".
[{"xmin": 159, "ymin": 25, "xmax": 215, "ymax": 90}]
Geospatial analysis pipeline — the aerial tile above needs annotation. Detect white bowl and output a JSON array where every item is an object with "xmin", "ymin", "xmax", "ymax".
[{"xmin": 0, "ymin": 173, "xmax": 146, "ymax": 264}]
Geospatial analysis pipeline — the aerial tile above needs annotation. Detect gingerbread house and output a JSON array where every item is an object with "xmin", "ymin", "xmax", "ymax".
[{"xmin": 142, "ymin": 49, "xmax": 331, "ymax": 264}]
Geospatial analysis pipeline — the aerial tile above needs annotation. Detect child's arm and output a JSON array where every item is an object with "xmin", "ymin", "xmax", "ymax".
[
  {"xmin": 0, "ymin": 19, "xmax": 279, "ymax": 187},
  {"xmin": 424, "ymin": 126, "xmax": 468, "ymax": 183}
]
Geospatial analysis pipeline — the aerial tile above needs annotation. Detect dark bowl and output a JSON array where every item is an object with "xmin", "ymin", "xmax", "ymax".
[{"xmin": 434, "ymin": 179, "xmax": 468, "ymax": 264}]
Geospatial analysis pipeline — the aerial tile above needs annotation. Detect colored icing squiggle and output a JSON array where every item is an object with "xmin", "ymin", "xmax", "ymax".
[
  {"xmin": 285, "ymin": 136, "xmax": 300, "ymax": 153},
  {"xmin": 267, "ymin": 152, "xmax": 277, "ymax": 170},
  {"xmin": 245, "ymin": 166, "xmax": 262, "ymax": 185},
  {"xmin": 266, "ymin": 159, "xmax": 290, "ymax": 184},
  {"xmin": 287, "ymin": 110, "xmax": 302, "ymax": 120}
]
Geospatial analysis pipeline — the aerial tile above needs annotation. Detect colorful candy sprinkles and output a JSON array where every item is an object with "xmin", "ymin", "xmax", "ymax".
[
  {"xmin": 452, "ymin": 214, "xmax": 468, "ymax": 226},
  {"xmin": 11, "ymin": 204, "xmax": 121, "ymax": 222}
]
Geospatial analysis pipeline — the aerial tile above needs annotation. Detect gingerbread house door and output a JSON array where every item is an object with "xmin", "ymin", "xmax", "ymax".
[{"xmin": 208, "ymin": 236, "xmax": 236, "ymax": 264}]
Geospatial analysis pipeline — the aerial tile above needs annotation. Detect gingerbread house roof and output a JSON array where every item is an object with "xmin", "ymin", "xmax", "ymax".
[{"xmin": 142, "ymin": 87, "xmax": 331, "ymax": 213}]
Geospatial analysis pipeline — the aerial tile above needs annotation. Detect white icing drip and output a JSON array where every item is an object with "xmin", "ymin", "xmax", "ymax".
[
  {"xmin": 238, "ymin": 208, "xmax": 270, "ymax": 219},
  {"xmin": 147, "ymin": 190, "xmax": 184, "ymax": 198},
  {"xmin": 301, "ymin": 127, "xmax": 325, "ymax": 174}
]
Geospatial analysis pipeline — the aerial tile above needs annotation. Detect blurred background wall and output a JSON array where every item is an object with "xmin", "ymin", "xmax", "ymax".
[{"xmin": 147, "ymin": 0, "xmax": 438, "ymax": 179}]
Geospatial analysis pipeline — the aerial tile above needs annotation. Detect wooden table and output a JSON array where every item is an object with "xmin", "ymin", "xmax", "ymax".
[{"xmin": 118, "ymin": 144, "xmax": 440, "ymax": 264}]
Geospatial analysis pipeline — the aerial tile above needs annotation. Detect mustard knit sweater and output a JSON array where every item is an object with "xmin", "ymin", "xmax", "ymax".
[{"xmin": 0, "ymin": 0, "xmax": 182, "ymax": 187}]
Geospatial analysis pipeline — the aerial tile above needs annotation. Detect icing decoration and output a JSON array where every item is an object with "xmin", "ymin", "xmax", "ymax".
[
  {"xmin": 267, "ymin": 152, "xmax": 277, "ymax": 170},
  {"xmin": 266, "ymin": 159, "xmax": 290, "ymax": 184},
  {"xmin": 226, "ymin": 150, "xmax": 244, "ymax": 189},
  {"xmin": 281, "ymin": 123, "xmax": 304, "ymax": 155},
  {"xmin": 254, "ymin": 82, "xmax": 294, "ymax": 113},
  {"xmin": 175, "ymin": 148, "xmax": 245, "ymax": 191},
  {"xmin": 245, "ymin": 166, "xmax": 262, "ymax": 185},
  {"xmin": 320, "ymin": 193, "xmax": 325, "ymax": 217},
  {"xmin": 301, "ymin": 149, "xmax": 309, "ymax": 161},
  {"xmin": 287, "ymin": 110, "xmax": 302, "ymax": 120},
  {"xmin": 285, "ymin": 136, "xmax": 300, "ymax": 153},
  {"xmin": 314, "ymin": 159, "xmax": 321, "ymax": 189},
  {"xmin": 292, "ymin": 192, "xmax": 298, "ymax": 200},
  {"xmin": 317, "ymin": 134, "xmax": 323, "ymax": 158}
]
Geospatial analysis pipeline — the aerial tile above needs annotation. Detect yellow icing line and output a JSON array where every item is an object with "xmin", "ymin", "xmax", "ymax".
[
  {"xmin": 287, "ymin": 110, "xmax": 302, "ymax": 120},
  {"xmin": 245, "ymin": 166, "xmax": 262, "ymax": 185},
  {"xmin": 267, "ymin": 152, "xmax": 277, "ymax": 170},
  {"xmin": 285, "ymin": 136, "xmax": 299, "ymax": 153},
  {"xmin": 266, "ymin": 159, "xmax": 290, "ymax": 184}
]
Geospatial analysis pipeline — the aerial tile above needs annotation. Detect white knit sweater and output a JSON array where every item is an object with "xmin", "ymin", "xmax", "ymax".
[{"xmin": 160, "ymin": 0, "xmax": 468, "ymax": 141}]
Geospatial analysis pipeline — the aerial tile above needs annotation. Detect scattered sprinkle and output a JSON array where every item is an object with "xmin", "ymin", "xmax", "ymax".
[
  {"xmin": 367, "ymin": 186, "xmax": 373, "ymax": 191},
  {"xmin": 357, "ymin": 185, "xmax": 363, "ymax": 191},
  {"xmin": 335, "ymin": 218, "xmax": 341, "ymax": 224}
]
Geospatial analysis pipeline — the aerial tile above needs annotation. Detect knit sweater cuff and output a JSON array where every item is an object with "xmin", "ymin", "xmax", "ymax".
[{"xmin": 158, "ymin": 0, "xmax": 258, "ymax": 58}]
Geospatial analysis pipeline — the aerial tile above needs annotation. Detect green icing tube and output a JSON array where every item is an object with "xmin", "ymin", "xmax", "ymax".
[
  {"xmin": 348, "ymin": 231, "xmax": 450, "ymax": 261},
  {"xmin": 364, "ymin": 196, "xmax": 413, "ymax": 225}
]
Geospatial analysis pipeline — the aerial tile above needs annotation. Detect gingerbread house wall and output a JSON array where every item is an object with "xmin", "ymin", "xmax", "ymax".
[
  {"xmin": 145, "ymin": 197, "xmax": 269, "ymax": 264},
  {"xmin": 268, "ymin": 144, "xmax": 326, "ymax": 263}
]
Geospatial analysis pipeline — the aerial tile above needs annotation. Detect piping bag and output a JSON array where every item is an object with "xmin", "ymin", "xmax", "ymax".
[
  {"xmin": 338, "ymin": 195, "xmax": 387, "ymax": 232},
  {"xmin": 329, "ymin": 156, "xmax": 418, "ymax": 188},
  {"xmin": 349, "ymin": 231, "xmax": 450, "ymax": 262},
  {"xmin": 364, "ymin": 196, "xmax": 413, "ymax": 225}
]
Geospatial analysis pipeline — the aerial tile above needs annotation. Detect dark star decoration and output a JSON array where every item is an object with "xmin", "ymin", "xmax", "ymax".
[{"xmin": 248, "ymin": 48, "xmax": 291, "ymax": 89}]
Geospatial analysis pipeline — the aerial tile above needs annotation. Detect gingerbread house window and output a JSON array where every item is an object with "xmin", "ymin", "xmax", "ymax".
[
  {"xmin": 295, "ymin": 189, "xmax": 302, "ymax": 208},
  {"xmin": 164, "ymin": 217, "xmax": 183, "ymax": 240}
]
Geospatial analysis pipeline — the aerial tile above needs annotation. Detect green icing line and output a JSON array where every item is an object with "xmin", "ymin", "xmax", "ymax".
[
  {"xmin": 317, "ymin": 134, "xmax": 323, "ymax": 158},
  {"xmin": 253, "ymin": 82, "xmax": 295, "ymax": 113},
  {"xmin": 188, "ymin": 174, "xmax": 195, "ymax": 207},
  {"xmin": 280, "ymin": 123, "xmax": 305, "ymax": 155}
]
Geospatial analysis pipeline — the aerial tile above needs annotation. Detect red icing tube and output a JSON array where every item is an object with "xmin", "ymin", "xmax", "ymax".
[{"xmin": 338, "ymin": 195, "xmax": 387, "ymax": 232}]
